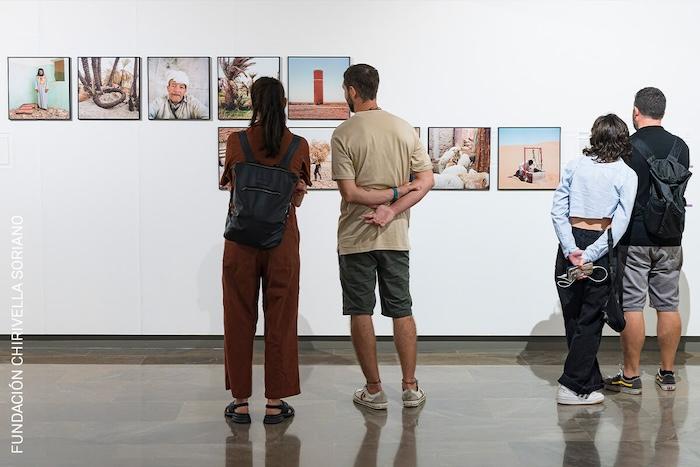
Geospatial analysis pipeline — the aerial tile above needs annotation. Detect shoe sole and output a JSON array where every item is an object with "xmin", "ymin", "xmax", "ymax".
[
  {"xmin": 353, "ymin": 396, "xmax": 388, "ymax": 410},
  {"xmin": 263, "ymin": 413, "xmax": 294, "ymax": 424},
  {"xmin": 402, "ymin": 396, "xmax": 426, "ymax": 408},
  {"xmin": 604, "ymin": 384, "xmax": 642, "ymax": 395},
  {"xmin": 225, "ymin": 412, "xmax": 252, "ymax": 424},
  {"xmin": 656, "ymin": 381, "xmax": 676, "ymax": 391},
  {"xmin": 557, "ymin": 398, "xmax": 604, "ymax": 406}
]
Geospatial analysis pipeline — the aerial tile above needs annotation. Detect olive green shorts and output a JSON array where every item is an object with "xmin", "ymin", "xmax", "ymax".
[{"xmin": 338, "ymin": 250, "xmax": 412, "ymax": 319}]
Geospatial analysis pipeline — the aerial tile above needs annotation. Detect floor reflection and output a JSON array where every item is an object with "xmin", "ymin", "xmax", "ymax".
[
  {"xmin": 225, "ymin": 420, "xmax": 253, "ymax": 466},
  {"xmin": 225, "ymin": 418, "xmax": 300, "ymax": 467},
  {"xmin": 353, "ymin": 405, "xmax": 422, "ymax": 467},
  {"xmin": 558, "ymin": 404, "xmax": 604, "ymax": 467},
  {"xmin": 223, "ymin": 405, "xmax": 422, "ymax": 467},
  {"xmin": 3, "ymin": 362, "xmax": 699, "ymax": 466},
  {"xmin": 556, "ymin": 389, "xmax": 687, "ymax": 467},
  {"xmin": 611, "ymin": 391, "xmax": 685, "ymax": 467}
]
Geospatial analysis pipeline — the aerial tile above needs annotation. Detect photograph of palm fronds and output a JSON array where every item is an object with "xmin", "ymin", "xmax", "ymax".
[{"xmin": 218, "ymin": 57, "xmax": 280, "ymax": 120}]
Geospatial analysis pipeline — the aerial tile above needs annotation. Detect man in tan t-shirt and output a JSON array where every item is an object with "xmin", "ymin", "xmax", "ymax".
[{"xmin": 332, "ymin": 64, "xmax": 434, "ymax": 410}]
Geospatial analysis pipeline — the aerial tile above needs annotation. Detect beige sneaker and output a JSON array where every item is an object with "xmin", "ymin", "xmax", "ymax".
[
  {"xmin": 353, "ymin": 386, "xmax": 388, "ymax": 410},
  {"xmin": 402, "ymin": 385, "xmax": 426, "ymax": 408}
]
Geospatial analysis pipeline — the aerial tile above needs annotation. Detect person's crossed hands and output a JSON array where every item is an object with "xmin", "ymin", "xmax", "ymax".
[
  {"xmin": 361, "ymin": 204, "xmax": 395, "ymax": 227},
  {"xmin": 567, "ymin": 249, "xmax": 584, "ymax": 267}
]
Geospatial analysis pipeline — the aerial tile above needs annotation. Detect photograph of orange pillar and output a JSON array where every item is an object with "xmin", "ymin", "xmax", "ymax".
[
  {"xmin": 313, "ymin": 70, "xmax": 324, "ymax": 105},
  {"xmin": 288, "ymin": 56, "xmax": 350, "ymax": 120}
]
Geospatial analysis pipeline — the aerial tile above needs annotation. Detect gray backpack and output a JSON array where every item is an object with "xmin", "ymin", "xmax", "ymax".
[{"xmin": 631, "ymin": 137, "xmax": 691, "ymax": 239}]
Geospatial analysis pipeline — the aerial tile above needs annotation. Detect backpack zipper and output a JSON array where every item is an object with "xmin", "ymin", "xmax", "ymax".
[
  {"xmin": 242, "ymin": 186, "xmax": 281, "ymax": 195},
  {"xmin": 244, "ymin": 162, "xmax": 295, "ymax": 174}
]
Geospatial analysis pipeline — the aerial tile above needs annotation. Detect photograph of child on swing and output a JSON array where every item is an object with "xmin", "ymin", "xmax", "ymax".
[{"xmin": 497, "ymin": 127, "xmax": 561, "ymax": 190}]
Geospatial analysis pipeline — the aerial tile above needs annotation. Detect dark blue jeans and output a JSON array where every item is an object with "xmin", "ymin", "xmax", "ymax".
[{"xmin": 555, "ymin": 227, "xmax": 611, "ymax": 394}]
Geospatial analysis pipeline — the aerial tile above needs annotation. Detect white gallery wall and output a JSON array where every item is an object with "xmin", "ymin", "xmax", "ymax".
[{"xmin": 1, "ymin": 0, "xmax": 698, "ymax": 336}]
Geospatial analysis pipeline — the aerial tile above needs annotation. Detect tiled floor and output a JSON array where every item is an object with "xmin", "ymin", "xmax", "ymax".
[{"xmin": 1, "ymin": 340, "xmax": 698, "ymax": 466}]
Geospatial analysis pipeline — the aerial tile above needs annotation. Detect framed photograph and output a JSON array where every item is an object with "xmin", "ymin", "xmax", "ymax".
[
  {"xmin": 7, "ymin": 57, "xmax": 71, "ymax": 120},
  {"xmin": 218, "ymin": 57, "xmax": 280, "ymax": 120},
  {"xmin": 290, "ymin": 127, "xmax": 337, "ymax": 189},
  {"xmin": 498, "ymin": 127, "xmax": 561, "ymax": 190},
  {"xmin": 148, "ymin": 57, "xmax": 210, "ymax": 120},
  {"xmin": 78, "ymin": 57, "xmax": 141, "ymax": 120},
  {"xmin": 288, "ymin": 56, "xmax": 350, "ymax": 120},
  {"xmin": 428, "ymin": 127, "xmax": 491, "ymax": 190},
  {"xmin": 218, "ymin": 127, "xmax": 246, "ymax": 190}
]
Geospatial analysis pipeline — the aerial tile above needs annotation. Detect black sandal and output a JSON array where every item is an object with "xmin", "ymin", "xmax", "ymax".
[
  {"xmin": 225, "ymin": 401, "xmax": 251, "ymax": 424},
  {"xmin": 263, "ymin": 400, "xmax": 295, "ymax": 425}
]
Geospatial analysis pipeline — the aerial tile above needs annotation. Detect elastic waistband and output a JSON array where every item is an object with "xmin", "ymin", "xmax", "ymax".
[{"xmin": 571, "ymin": 226, "xmax": 605, "ymax": 234}]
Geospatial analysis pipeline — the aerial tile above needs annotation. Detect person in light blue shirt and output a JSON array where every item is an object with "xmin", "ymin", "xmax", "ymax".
[{"xmin": 551, "ymin": 114, "xmax": 638, "ymax": 405}]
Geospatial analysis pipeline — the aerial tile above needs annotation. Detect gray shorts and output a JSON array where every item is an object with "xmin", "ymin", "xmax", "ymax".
[{"xmin": 619, "ymin": 246, "xmax": 683, "ymax": 312}]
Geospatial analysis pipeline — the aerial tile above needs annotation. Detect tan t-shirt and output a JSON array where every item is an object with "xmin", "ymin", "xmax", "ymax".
[{"xmin": 331, "ymin": 110, "xmax": 432, "ymax": 255}]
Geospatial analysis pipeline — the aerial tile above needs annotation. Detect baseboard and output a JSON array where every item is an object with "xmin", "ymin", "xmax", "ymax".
[{"xmin": 3, "ymin": 334, "xmax": 700, "ymax": 342}]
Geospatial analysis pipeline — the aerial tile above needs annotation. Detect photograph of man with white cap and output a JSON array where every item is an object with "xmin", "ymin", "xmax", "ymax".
[{"xmin": 148, "ymin": 57, "xmax": 210, "ymax": 120}]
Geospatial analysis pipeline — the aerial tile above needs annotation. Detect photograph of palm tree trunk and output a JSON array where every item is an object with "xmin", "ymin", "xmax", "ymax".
[
  {"xmin": 218, "ymin": 57, "xmax": 280, "ymax": 120},
  {"xmin": 78, "ymin": 57, "xmax": 140, "ymax": 120}
]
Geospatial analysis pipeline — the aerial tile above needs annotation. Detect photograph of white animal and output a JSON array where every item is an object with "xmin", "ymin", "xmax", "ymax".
[{"xmin": 428, "ymin": 127, "xmax": 491, "ymax": 190}]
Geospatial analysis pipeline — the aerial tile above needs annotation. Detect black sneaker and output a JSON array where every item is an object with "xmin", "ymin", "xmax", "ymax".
[
  {"xmin": 655, "ymin": 370, "xmax": 676, "ymax": 391},
  {"xmin": 604, "ymin": 371, "xmax": 642, "ymax": 395}
]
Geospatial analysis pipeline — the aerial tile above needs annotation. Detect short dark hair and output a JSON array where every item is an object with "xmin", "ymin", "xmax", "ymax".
[
  {"xmin": 343, "ymin": 64, "xmax": 379, "ymax": 101},
  {"xmin": 583, "ymin": 114, "xmax": 632, "ymax": 163},
  {"xmin": 634, "ymin": 87, "xmax": 666, "ymax": 119}
]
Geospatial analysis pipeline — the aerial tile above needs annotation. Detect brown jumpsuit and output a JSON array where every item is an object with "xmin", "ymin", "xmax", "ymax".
[{"xmin": 220, "ymin": 125, "xmax": 311, "ymax": 399}]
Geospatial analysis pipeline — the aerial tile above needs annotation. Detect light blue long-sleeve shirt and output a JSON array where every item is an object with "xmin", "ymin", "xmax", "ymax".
[{"xmin": 551, "ymin": 155, "xmax": 638, "ymax": 263}]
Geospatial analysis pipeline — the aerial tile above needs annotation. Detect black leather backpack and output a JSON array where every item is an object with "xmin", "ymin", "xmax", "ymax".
[{"xmin": 224, "ymin": 131, "xmax": 300, "ymax": 249}]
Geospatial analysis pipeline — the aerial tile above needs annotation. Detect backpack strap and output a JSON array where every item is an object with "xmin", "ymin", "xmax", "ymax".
[
  {"xmin": 279, "ymin": 135, "xmax": 301, "ymax": 170},
  {"xmin": 630, "ymin": 137, "xmax": 656, "ymax": 166},
  {"xmin": 238, "ymin": 131, "xmax": 257, "ymax": 163},
  {"xmin": 667, "ymin": 136, "xmax": 681, "ymax": 162},
  {"xmin": 607, "ymin": 229, "xmax": 616, "ymax": 281},
  {"xmin": 630, "ymin": 138, "xmax": 654, "ymax": 214}
]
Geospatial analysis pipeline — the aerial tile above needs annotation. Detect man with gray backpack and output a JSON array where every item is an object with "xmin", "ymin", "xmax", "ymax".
[{"xmin": 605, "ymin": 87, "xmax": 691, "ymax": 395}]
